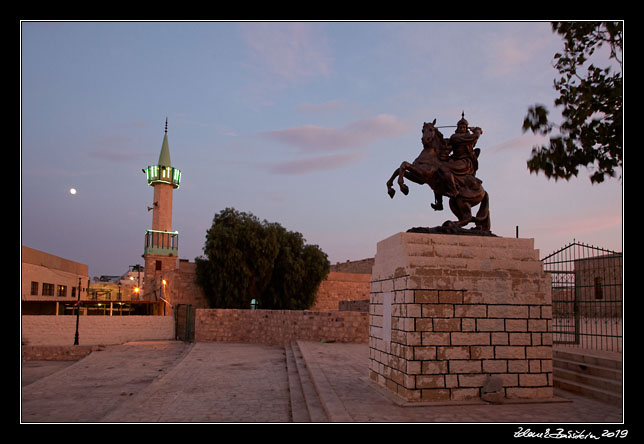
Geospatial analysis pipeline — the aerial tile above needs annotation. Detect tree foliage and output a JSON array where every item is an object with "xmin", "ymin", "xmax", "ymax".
[
  {"xmin": 195, "ymin": 208, "xmax": 330, "ymax": 309},
  {"xmin": 522, "ymin": 21, "xmax": 622, "ymax": 183}
]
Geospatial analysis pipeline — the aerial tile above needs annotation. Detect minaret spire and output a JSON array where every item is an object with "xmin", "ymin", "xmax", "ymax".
[{"xmin": 158, "ymin": 119, "xmax": 172, "ymax": 168}]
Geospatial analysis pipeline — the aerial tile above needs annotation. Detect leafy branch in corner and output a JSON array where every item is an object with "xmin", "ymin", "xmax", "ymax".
[{"xmin": 522, "ymin": 21, "xmax": 622, "ymax": 184}]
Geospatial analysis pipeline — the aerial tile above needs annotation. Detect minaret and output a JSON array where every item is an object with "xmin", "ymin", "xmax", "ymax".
[{"xmin": 142, "ymin": 118, "xmax": 182, "ymax": 300}]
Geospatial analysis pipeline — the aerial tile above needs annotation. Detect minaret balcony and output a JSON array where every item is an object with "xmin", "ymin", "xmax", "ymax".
[
  {"xmin": 143, "ymin": 165, "xmax": 181, "ymax": 188},
  {"xmin": 144, "ymin": 229, "xmax": 179, "ymax": 256}
]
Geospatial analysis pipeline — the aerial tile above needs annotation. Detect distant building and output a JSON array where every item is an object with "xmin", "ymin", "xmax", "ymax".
[
  {"xmin": 22, "ymin": 246, "xmax": 162, "ymax": 316},
  {"xmin": 89, "ymin": 265, "xmax": 145, "ymax": 302},
  {"xmin": 21, "ymin": 245, "xmax": 89, "ymax": 315}
]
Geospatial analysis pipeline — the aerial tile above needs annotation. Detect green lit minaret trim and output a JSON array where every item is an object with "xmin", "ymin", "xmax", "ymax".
[
  {"xmin": 143, "ymin": 118, "xmax": 182, "ymax": 188},
  {"xmin": 144, "ymin": 229, "xmax": 179, "ymax": 256}
]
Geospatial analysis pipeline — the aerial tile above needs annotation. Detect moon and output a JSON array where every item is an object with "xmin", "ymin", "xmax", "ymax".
[{"xmin": 69, "ymin": 188, "xmax": 77, "ymax": 195}]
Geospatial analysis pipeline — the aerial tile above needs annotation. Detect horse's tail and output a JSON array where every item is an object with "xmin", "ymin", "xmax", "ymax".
[{"xmin": 473, "ymin": 191, "xmax": 490, "ymax": 231}]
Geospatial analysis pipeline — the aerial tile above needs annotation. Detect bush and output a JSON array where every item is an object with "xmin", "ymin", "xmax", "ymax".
[{"xmin": 195, "ymin": 208, "xmax": 330, "ymax": 309}]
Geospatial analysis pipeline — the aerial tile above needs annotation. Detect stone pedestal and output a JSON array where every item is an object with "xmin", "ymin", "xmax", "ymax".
[{"xmin": 369, "ymin": 232, "xmax": 553, "ymax": 403}]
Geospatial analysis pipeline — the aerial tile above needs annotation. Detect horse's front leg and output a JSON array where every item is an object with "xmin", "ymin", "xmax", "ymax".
[
  {"xmin": 398, "ymin": 161, "xmax": 412, "ymax": 195},
  {"xmin": 386, "ymin": 168, "xmax": 400, "ymax": 198}
]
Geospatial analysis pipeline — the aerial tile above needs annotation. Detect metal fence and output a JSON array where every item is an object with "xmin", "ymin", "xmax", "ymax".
[
  {"xmin": 175, "ymin": 304, "xmax": 196, "ymax": 342},
  {"xmin": 542, "ymin": 241, "xmax": 622, "ymax": 352}
]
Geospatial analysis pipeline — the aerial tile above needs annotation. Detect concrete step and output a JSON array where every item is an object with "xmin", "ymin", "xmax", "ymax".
[
  {"xmin": 554, "ymin": 373, "xmax": 622, "ymax": 406},
  {"xmin": 554, "ymin": 347, "xmax": 622, "ymax": 370},
  {"xmin": 284, "ymin": 344, "xmax": 310, "ymax": 422},
  {"xmin": 285, "ymin": 343, "xmax": 328, "ymax": 422},
  {"xmin": 553, "ymin": 347, "xmax": 622, "ymax": 406},
  {"xmin": 554, "ymin": 356, "xmax": 621, "ymax": 382}
]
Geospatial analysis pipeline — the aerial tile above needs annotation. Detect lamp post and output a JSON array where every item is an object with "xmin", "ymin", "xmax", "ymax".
[
  {"xmin": 162, "ymin": 279, "xmax": 167, "ymax": 315},
  {"xmin": 74, "ymin": 277, "xmax": 81, "ymax": 345},
  {"xmin": 130, "ymin": 264, "xmax": 142, "ymax": 300}
]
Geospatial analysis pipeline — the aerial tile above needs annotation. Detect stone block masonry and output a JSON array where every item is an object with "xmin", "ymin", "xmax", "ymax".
[
  {"xmin": 195, "ymin": 309, "xmax": 368, "ymax": 346},
  {"xmin": 21, "ymin": 315, "xmax": 175, "ymax": 346},
  {"xmin": 369, "ymin": 232, "xmax": 553, "ymax": 403},
  {"xmin": 311, "ymin": 271, "xmax": 371, "ymax": 311}
]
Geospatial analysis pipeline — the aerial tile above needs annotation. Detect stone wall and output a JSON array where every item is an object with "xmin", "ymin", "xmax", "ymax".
[
  {"xmin": 21, "ymin": 315, "xmax": 175, "ymax": 346},
  {"xmin": 369, "ymin": 233, "xmax": 553, "ymax": 403},
  {"xmin": 339, "ymin": 299, "xmax": 370, "ymax": 312},
  {"xmin": 330, "ymin": 258, "xmax": 374, "ymax": 274},
  {"xmin": 22, "ymin": 345, "xmax": 103, "ymax": 361},
  {"xmin": 195, "ymin": 309, "xmax": 368, "ymax": 346},
  {"xmin": 148, "ymin": 263, "xmax": 367, "ymax": 314},
  {"xmin": 152, "ymin": 260, "xmax": 209, "ymax": 312},
  {"xmin": 311, "ymin": 271, "xmax": 371, "ymax": 311}
]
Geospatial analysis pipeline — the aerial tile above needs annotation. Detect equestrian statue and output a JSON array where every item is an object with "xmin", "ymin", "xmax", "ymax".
[{"xmin": 386, "ymin": 113, "xmax": 492, "ymax": 234}]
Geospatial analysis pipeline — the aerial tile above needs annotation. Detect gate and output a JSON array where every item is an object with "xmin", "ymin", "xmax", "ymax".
[
  {"xmin": 542, "ymin": 241, "xmax": 622, "ymax": 352},
  {"xmin": 175, "ymin": 304, "xmax": 196, "ymax": 342}
]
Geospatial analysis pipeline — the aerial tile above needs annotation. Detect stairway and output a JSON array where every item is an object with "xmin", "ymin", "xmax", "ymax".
[
  {"xmin": 285, "ymin": 342, "xmax": 329, "ymax": 422},
  {"xmin": 553, "ymin": 347, "xmax": 622, "ymax": 406}
]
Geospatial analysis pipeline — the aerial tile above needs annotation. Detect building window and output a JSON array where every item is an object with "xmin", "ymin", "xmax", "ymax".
[
  {"xmin": 57, "ymin": 285, "xmax": 67, "ymax": 297},
  {"xmin": 156, "ymin": 260, "xmax": 162, "ymax": 271},
  {"xmin": 42, "ymin": 283, "xmax": 55, "ymax": 296},
  {"xmin": 72, "ymin": 287, "xmax": 76, "ymax": 298},
  {"xmin": 30, "ymin": 282, "xmax": 39, "ymax": 295}
]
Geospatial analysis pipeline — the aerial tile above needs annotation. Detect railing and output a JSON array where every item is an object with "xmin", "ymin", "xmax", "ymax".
[
  {"xmin": 542, "ymin": 241, "xmax": 622, "ymax": 352},
  {"xmin": 144, "ymin": 164, "xmax": 181, "ymax": 188},
  {"xmin": 144, "ymin": 229, "xmax": 179, "ymax": 256}
]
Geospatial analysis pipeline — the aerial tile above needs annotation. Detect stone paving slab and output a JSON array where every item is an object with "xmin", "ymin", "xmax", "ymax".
[
  {"xmin": 102, "ymin": 342, "xmax": 291, "ymax": 422},
  {"xmin": 22, "ymin": 361, "xmax": 76, "ymax": 387},
  {"xmin": 296, "ymin": 341, "xmax": 624, "ymax": 423},
  {"xmin": 21, "ymin": 341, "xmax": 193, "ymax": 423},
  {"xmin": 21, "ymin": 341, "xmax": 291, "ymax": 423},
  {"xmin": 22, "ymin": 340, "xmax": 624, "ymax": 424}
]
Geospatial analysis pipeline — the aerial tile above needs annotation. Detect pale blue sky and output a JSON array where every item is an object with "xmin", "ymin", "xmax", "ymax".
[{"xmin": 20, "ymin": 21, "xmax": 623, "ymax": 277}]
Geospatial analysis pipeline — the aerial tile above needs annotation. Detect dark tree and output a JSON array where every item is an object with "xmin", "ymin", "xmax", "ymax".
[
  {"xmin": 195, "ymin": 208, "xmax": 330, "ymax": 309},
  {"xmin": 522, "ymin": 21, "xmax": 622, "ymax": 183}
]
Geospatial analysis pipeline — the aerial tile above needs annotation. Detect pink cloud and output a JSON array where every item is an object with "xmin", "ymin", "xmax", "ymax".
[
  {"xmin": 267, "ymin": 152, "xmax": 366, "ymax": 175},
  {"xmin": 485, "ymin": 32, "xmax": 553, "ymax": 77},
  {"xmin": 551, "ymin": 213, "xmax": 622, "ymax": 238},
  {"xmin": 264, "ymin": 114, "xmax": 409, "ymax": 152}
]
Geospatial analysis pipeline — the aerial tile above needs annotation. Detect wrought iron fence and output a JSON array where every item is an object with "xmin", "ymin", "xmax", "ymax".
[{"xmin": 542, "ymin": 241, "xmax": 622, "ymax": 352}]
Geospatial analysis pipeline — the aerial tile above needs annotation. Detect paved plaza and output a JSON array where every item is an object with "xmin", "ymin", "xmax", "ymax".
[{"xmin": 21, "ymin": 340, "xmax": 623, "ymax": 424}]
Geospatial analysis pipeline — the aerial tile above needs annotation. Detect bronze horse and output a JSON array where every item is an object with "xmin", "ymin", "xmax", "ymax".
[{"xmin": 386, "ymin": 120, "xmax": 491, "ymax": 232}]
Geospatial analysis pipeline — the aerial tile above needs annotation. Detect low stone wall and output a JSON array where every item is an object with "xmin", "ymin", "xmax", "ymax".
[
  {"xmin": 21, "ymin": 315, "xmax": 175, "ymax": 346},
  {"xmin": 22, "ymin": 345, "xmax": 104, "ymax": 361},
  {"xmin": 195, "ymin": 309, "xmax": 368, "ymax": 346},
  {"xmin": 339, "ymin": 299, "xmax": 370, "ymax": 312}
]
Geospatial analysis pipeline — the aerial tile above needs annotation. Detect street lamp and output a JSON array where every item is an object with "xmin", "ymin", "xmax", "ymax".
[
  {"xmin": 73, "ymin": 278, "xmax": 89, "ymax": 345},
  {"xmin": 129, "ymin": 264, "xmax": 142, "ymax": 299},
  {"xmin": 161, "ymin": 279, "xmax": 167, "ymax": 315},
  {"xmin": 74, "ymin": 277, "xmax": 81, "ymax": 345}
]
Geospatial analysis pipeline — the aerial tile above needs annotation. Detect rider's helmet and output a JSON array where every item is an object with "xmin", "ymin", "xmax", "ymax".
[{"xmin": 457, "ymin": 111, "xmax": 468, "ymax": 129}]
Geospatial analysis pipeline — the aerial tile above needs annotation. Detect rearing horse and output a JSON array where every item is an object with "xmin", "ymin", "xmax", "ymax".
[{"xmin": 386, "ymin": 120, "xmax": 491, "ymax": 232}]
